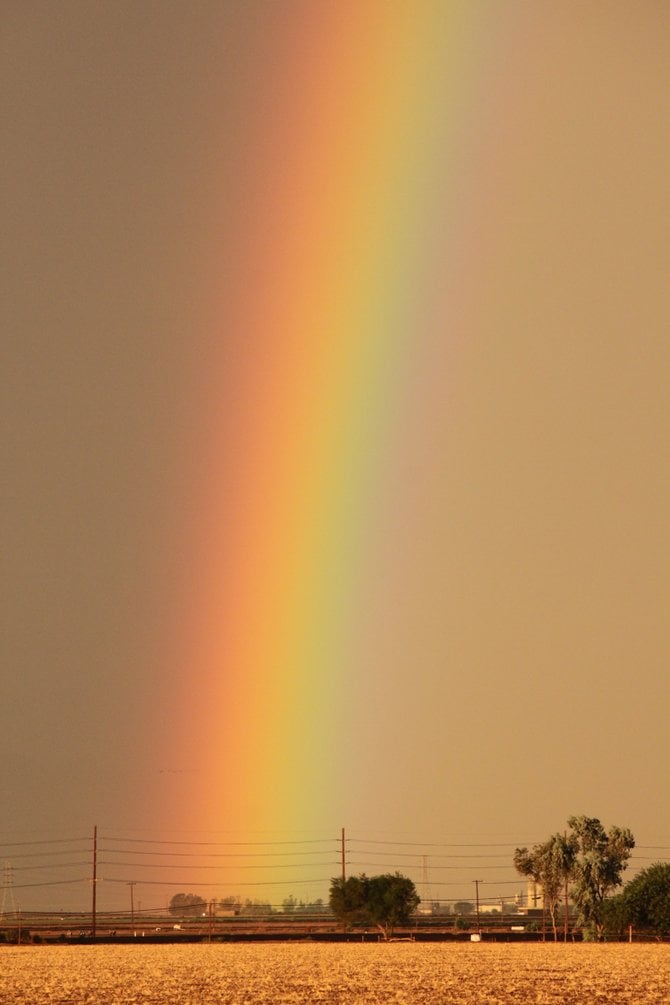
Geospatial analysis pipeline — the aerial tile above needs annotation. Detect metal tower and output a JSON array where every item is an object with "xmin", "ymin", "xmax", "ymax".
[
  {"xmin": 421, "ymin": 855, "xmax": 433, "ymax": 909},
  {"xmin": 1, "ymin": 862, "xmax": 18, "ymax": 918}
]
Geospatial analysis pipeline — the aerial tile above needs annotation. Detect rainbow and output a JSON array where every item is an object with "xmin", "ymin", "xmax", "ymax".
[{"xmin": 155, "ymin": 2, "xmax": 504, "ymax": 863}]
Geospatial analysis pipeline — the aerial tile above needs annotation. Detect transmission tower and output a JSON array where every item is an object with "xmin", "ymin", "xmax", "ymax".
[
  {"xmin": 421, "ymin": 855, "xmax": 433, "ymax": 910},
  {"xmin": 1, "ymin": 862, "xmax": 18, "ymax": 918}
]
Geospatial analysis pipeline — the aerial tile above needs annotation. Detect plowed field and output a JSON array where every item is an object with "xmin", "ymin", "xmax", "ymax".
[{"xmin": 1, "ymin": 942, "xmax": 668, "ymax": 1003}]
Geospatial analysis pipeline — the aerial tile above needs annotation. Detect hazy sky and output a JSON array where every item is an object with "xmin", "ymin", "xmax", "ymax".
[{"xmin": 3, "ymin": 2, "xmax": 669, "ymax": 912}]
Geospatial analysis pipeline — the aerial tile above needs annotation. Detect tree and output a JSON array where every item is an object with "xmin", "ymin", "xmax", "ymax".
[
  {"xmin": 329, "ymin": 873, "xmax": 420, "ymax": 940},
  {"xmin": 567, "ymin": 815, "xmax": 635, "ymax": 940},
  {"xmin": 168, "ymin": 892, "xmax": 207, "ymax": 917},
  {"xmin": 514, "ymin": 833, "xmax": 577, "ymax": 941},
  {"xmin": 329, "ymin": 875, "xmax": 370, "ymax": 928},
  {"xmin": 621, "ymin": 862, "xmax": 670, "ymax": 938},
  {"xmin": 513, "ymin": 846, "xmax": 543, "ymax": 900},
  {"xmin": 365, "ymin": 873, "xmax": 421, "ymax": 939},
  {"xmin": 546, "ymin": 833, "xmax": 579, "ymax": 940}
]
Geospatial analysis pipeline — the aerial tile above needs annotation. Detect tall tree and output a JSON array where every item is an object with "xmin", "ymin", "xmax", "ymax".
[
  {"xmin": 514, "ymin": 834, "xmax": 578, "ymax": 940},
  {"xmin": 567, "ymin": 815, "xmax": 635, "ymax": 939},
  {"xmin": 548, "ymin": 832, "xmax": 579, "ymax": 941},
  {"xmin": 514, "ymin": 842, "xmax": 550, "ymax": 937}
]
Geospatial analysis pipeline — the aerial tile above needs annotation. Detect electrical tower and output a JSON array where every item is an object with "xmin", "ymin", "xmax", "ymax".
[
  {"xmin": 421, "ymin": 855, "xmax": 433, "ymax": 910},
  {"xmin": 1, "ymin": 862, "xmax": 18, "ymax": 918}
]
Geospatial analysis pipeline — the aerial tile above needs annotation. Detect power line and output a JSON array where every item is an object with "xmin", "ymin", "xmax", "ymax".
[
  {"xmin": 5, "ymin": 827, "xmax": 667, "ymax": 911},
  {"xmin": 102, "ymin": 877, "xmax": 331, "ymax": 887},
  {"xmin": 0, "ymin": 838, "xmax": 88, "ymax": 848},
  {"xmin": 98, "ymin": 861, "xmax": 338, "ymax": 870},
  {"xmin": 99, "ymin": 848, "xmax": 336, "ymax": 859},
  {"xmin": 10, "ymin": 863, "xmax": 90, "ymax": 872},
  {"xmin": 13, "ymin": 879, "xmax": 88, "ymax": 890},
  {"xmin": 347, "ymin": 861, "xmax": 519, "ymax": 871},
  {"xmin": 102, "ymin": 835, "xmax": 336, "ymax": 847},
  {"xmin": 350, "ymin": 839, "xmax": 541, "ymax": 848},
  {"xmin": 0, "ymin": 849, "xmax": 94, "ymax": 861},
  {"xmin": 345, "ymin": 849, "xmax": 517, "ymax": 860}
]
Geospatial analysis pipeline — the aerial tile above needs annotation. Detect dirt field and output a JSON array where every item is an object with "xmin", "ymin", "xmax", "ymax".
[{"xmin": 0, "ymin": 942, "xmax": 668, "ymax": 1004}]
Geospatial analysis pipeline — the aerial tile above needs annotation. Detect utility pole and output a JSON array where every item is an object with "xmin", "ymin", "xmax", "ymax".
[
  {"xmin": 563, "ymin": 830, "xmax": 569, "ymax": 943},
  {"xmin": 128, "ymin": 882, "xmax": 136, "ymax": 932},
  {"xmin": 473, "ymin": 880, "xmax": 482, "ymax": 934},
  {"xmin": 341, "ymin": 827, "xmax": 346, "ymax": 882},
  {"xmin": 91, "ymin": 825, "xmax": 97, "ymax": 939}
]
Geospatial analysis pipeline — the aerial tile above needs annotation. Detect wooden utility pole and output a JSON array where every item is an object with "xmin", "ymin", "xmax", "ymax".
[
  {"xmin": 473, "ymin": 879, "xmax": 482, "ymax": 934},
  {"xmin": 91, "ymin": 825, "xmax": 97, "ymax": 938},
  {"xmin": 341, "ymin": 827, "xmax": 346, "ymax": 881},
  {"xmin": 128, "ymin": 881, "xmax": 136, "ymax": 931},
  {"xmin": 563, "ymin": 830, "xmax": 569, "ymax": 942}
]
